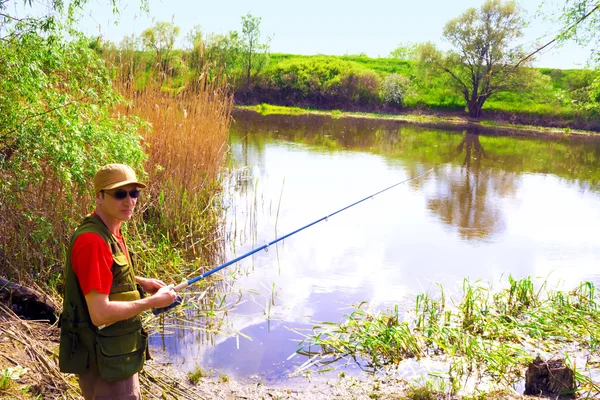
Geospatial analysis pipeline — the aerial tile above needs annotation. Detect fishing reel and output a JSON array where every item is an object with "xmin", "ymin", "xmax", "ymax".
[{"xmin": 152, "ymin": 295, "xmax": 183, "ymax": 315}]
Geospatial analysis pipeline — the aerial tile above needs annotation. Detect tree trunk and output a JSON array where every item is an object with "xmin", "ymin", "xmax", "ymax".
[
  {"xmin": 524, "ymin": 356, "xmax": 575, "ymax": 398},
  {"xmin": 467, "ymin": 101, "xmax": 482, "ymax": 119},
  {"xmin": 0, "ymin": 277, "xmax": 58, "ymax": 324}
]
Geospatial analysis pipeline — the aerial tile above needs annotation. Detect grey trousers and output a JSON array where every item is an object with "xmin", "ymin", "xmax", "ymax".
[{"xmin": 78, "ymin": 369, "xmax": 142, "ymax": 400}]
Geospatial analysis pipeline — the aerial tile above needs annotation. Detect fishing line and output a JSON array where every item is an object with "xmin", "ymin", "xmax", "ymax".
[{"xmin": 153, "ymin": 167, "xmax": 434, "ymax": 315}]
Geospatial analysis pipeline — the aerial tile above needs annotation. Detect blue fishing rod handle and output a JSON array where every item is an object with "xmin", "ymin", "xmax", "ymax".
[{"xmin": 152, "ymin": 295, "xmax": 183, "ymax": 315}]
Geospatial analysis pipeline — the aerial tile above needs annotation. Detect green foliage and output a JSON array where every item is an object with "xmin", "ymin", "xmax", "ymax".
[
  {"xmin": 67, "ymin": 10, "xmax": 598, "ymax": 122},
  {"xmin": 388, "ymin": 42, "xmax": 417, "ymax": 60},
  {"xmin": 1, "ymin": 27, "xmax": 145, "ymax": 193},
  {"xmin": 141, "ymin": 21, "xmax": 181, "ymax": 75},
  {"xmin": 571, "ymin": 73, "xmax": 600, "ymax": 118},
  {"xmin": 548, "ymin": 0, "xmax": 600, "ymax": 63},
  {"xmin": 202, "ymin": 30, "xmax": 243, "ymax": 81},
  {"xmin": 299, "ymin": 277, "xmax": 600, "ymax": 396},
  {"xmin": 0, "ymin": 0, "xmax": 149, "ymax": 37},
  {"xmin": 0, "ymin": 20, "xmax": 145, "ymax": 281},
  {"xmin": 187, "ymin": 367, "xmax": 206, "ymax": 384},
  {"xmin": 380, "ymin": 73, "xmax": 412, "ymax": 107},
  {"xmin": 0, "ymin": 369, "xmax": 11, "ymax": 391},
  {"xmin": 544, "ymin": 1, "xmax": 600, "ymax": 119},
  {"xmin": 261, "ymin": 56, "xmax": 382, "ymax": 105},
  {"xmin": 240, "ymin": 13, "xmax": 271, "ymax": 88},
  {"xmin": 417, "ymin": 0, "xmax": 530, "ymax": 118}
]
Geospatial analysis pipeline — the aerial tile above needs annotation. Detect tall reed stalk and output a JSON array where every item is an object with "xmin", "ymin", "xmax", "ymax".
[{"xmin": 112, "ymin": 49, "xmax": 234, "ymax": 278}]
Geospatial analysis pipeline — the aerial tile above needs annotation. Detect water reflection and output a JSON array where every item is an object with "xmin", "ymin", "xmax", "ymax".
[
  {"xmin": 152, "ymin": 110, "xmax": 600, "ymax": 383},
  {"xmin": 427, "ymin": 132, "xmax": 517, "ymax": 240}
]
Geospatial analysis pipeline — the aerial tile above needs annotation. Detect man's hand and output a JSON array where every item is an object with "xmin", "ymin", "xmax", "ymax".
[
  {"xmin": 86, "ymin": 285, "xmax": 178, "ymax": 327},
  {"xmin": 136, "ymin": 276, "xmax": 167, "ymax": 294},
  {"xmin": 151, "ymin": 285, "xmax": 179, "ymax": 309}
]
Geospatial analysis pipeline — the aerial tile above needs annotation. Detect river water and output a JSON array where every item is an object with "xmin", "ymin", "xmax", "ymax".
[{"xmin": 151, "ymin": 110, "xmax": 600, "ymax": 385}]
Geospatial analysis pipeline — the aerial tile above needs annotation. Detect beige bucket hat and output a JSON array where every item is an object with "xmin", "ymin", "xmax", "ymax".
[{"xmin": 93, "ymin": 164, "xmax": 147, "ymax": 193}]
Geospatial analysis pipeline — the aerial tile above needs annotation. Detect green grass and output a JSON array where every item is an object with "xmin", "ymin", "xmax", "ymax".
[
  {"xmin": 267, "ymin": 53, "xmax": 597, "ymax": 120},
  {"xmin": 251, "ymin": 103, "xmax": 310, "ymax": 116},
  {"xmin": 296, "ymin": 276, "xmax": 600, "ymax": 397},
  {"xmin": 0, "ymin": 369, "xmax": 11, "ymax": 391},
  {"xmin": 187, "ymin": 367, "xmax": 206, "ymax": 384}
]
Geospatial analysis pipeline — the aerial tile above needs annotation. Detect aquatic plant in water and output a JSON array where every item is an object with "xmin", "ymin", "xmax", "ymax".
[{"xmin": 295, "ymin": 276, "xmax": 600, "ymax": 397}]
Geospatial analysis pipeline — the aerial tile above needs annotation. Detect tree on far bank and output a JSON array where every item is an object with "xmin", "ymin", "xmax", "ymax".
[
  {"xmin": 417, "ymin": 0, "xmax": 529, "ymax": 118},
  {"xmin": 389, "ymin": 42, "xmax": 417, "ymax": 61},
  {"xmin": 141, "ymin": 21, "xmax": 180, "ymax": 76},
  {"xmin": 240, "ymin": 13, "xmax": 271, "ymax": 88}
]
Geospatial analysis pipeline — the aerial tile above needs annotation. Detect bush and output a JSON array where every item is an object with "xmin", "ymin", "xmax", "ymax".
[
  {"xmin": 0, "ymin": 23, "xmax": 146, "ymax": 284},
  {"xmin": 261, "ymin": 56, "xmax": 383, "ymax": 106},
  {"xmin": 381, "ymin": 73, "xmax": 412, "ymax": 107}
]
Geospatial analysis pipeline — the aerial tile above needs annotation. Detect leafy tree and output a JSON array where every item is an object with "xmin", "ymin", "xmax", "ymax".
[
  {"xmin": 0, "ymin": 20, "xmax": 146, "ymax": 279},
  {"xmin": 185, "ymin": 25, "xmax": 206, "ymax": 72},
  {"xmin": 203, "ymin": 31, "xmax": 242, "ymax": 81},
  {"xmin": 141, "ymin": 21, "xmax": 181, "ymax": 75},
  {"xmin": 184, "ymin": 25, "xmax": 241, "ymax": 83},
  {"xmin": 240, "ymin": 13, "xmax": 271, "ymax": 88},
  {"xmin": 417, "ymin": 0, "xmax": 529, "ymax": 118},
  {"xmin": 389, "ymin": 42, "xmax": 417, "ymax": 61},
  {"xmin": 0, "ymin": 0, "xmax": 148, "ymax": 35},
  {"xmin": 547, "ymin": 0, "xmax": 600, "ymax": 62},
  {"xmin": 1, "ymin": 1, "xmax": 148, "ymax": 281}
]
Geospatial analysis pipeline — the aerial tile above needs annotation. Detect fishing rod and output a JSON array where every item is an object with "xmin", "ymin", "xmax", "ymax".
[{"xmin": 152, "ymin": 167, "xmax": 434, "ymax": 315}]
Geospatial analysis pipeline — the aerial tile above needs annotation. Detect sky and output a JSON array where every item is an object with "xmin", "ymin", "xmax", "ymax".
[{"xmin": 14, "ymin": 0, "xmax": 596, "ymax": 69}]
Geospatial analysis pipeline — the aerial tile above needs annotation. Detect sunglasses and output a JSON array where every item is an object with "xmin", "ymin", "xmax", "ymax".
[{"xmin": 102, "ymin": 189, "xmax": 141, "ymax": 200}]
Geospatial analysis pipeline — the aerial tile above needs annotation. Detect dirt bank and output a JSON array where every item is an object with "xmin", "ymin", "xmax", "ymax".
[
  {"xmin": 0, "ymin": 304, "xmax": 534, "ymax": 399},
  {"xmin": 235, "ymin": 105, "xmax": 600, "ymax": 142}
]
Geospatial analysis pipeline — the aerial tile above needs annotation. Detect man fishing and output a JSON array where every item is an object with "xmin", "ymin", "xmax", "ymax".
[{"xmin": 59, "ymin": 163, "xmax": 178, "ymax": 399}]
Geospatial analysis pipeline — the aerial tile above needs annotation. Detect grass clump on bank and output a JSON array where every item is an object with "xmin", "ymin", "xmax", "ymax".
[{"xmin": 297, "ymin": 276, "xmax": 600, "ymax": 397}]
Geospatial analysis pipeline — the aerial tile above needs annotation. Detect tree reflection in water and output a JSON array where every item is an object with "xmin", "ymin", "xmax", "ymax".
[{"xmin": 427, "ymin": 129, "xmax": 518, "ymax": 241}]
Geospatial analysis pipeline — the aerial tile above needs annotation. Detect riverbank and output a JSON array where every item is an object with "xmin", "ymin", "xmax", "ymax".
[
  {"xmin": 0, "ymin": 304, "xmax": 533, "ymax": 400},
  {"xmin": 0, "ymin": 304, "xmax": 411, "ymax": 399},
  {"xmin": 236, "ymin": 104, "xmax": 600, "ymax": 141}
]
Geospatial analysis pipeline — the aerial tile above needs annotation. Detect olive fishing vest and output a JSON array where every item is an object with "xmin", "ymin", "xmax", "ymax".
[{"xmin": 59, "ymin": 213, "xmax": 148, "ymax": 381}]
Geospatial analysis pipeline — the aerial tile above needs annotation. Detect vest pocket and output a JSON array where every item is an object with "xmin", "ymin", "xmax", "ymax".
[
  {"xmin": 94, "ymin": 329, "xmax": 147, "ymax": 381},
  {"xmin": 59, "ymin": 330, "xmax": 89, "ymax": 373}
]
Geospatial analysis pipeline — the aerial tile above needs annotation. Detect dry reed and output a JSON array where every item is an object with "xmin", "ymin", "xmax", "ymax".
[
  {"xmin": 0, "ymin": 164, "xmax": 93, "ymax": 287},
  {"xmin": 114, "ymin": 48, "xmax": 234, "ymax": 265},
  {"xmin": 0, "ymin": 304, "xmax": 78, "ymax": 399}
]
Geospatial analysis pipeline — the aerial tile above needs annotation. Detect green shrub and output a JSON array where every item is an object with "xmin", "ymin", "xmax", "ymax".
[
  {"xmin": 262, "ymin": 56, "xmax": 383, "ymax": 105},
  {"xmin": 381, "ymin": 73, "xmax": 412, "ymax": 107},
  {"xmin": 0, "ymin": 22, "xmax": 146, "ymax": 284}
]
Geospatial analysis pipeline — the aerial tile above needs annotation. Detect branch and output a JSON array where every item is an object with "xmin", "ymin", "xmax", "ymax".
[
  {"xmin": 436, "ymin": 60, "xmax": 470, "ymax": 96},
  {"xmin": 0, "ymin": 13, "xmax": 25, "ymax": 22},
  {"xmin": 0, "ymin": 96, "xmax": 89, "ymax": 141},
  {"xmin": 514, "ymin": 3, "xmax": 600, "ymax": 69}
]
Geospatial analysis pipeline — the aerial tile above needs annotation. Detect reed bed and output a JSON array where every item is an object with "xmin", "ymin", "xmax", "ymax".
[
  {"xmin": 101, "ymin": 52, "xmax": 239, "ymax": 338},
  {"xmin": 296, "ymin": 277, "xmax": 600, "ymax": 397},
  {"xmin": 105, "ymin": 45, "xmax": 235, "ymax": 280},
  {"xmin": 0, "ymin": 166, "xmax": 93, "ymax": 287}
]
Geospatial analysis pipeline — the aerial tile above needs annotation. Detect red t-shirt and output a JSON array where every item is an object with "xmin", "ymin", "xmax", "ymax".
[{"xmin": 71, "ymin": 230, "xmax": 129, "ymax": 295}]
